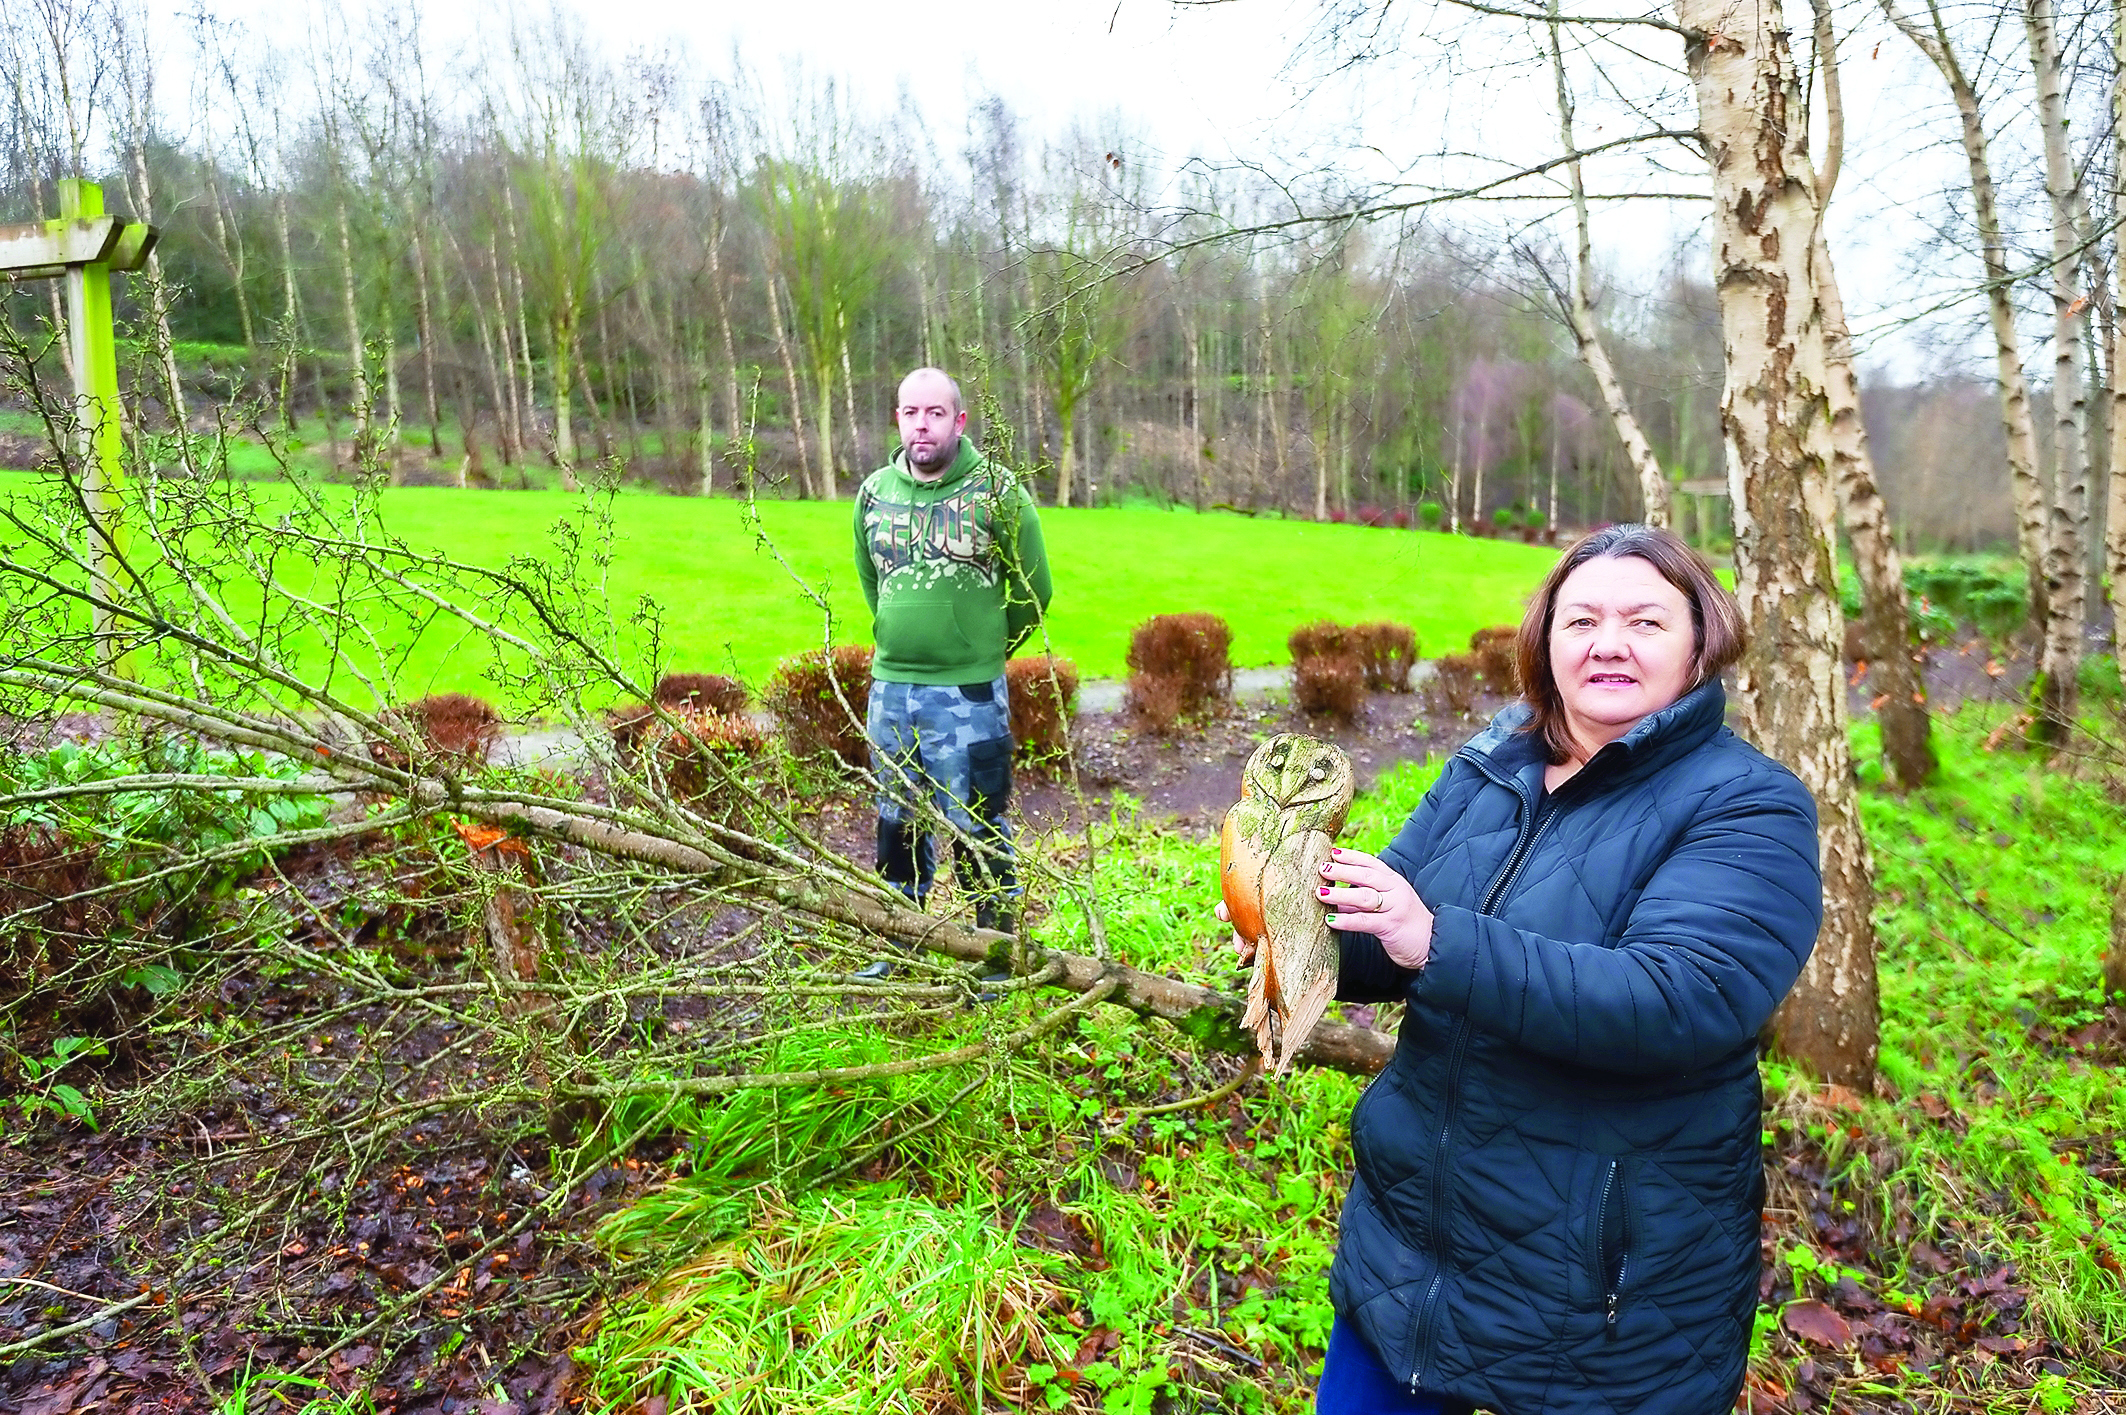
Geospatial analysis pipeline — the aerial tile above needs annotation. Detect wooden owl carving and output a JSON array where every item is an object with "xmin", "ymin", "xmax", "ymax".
[{"xmin": 1219, "ymin": 733, "xmax": 1356, "ymax": 1074}]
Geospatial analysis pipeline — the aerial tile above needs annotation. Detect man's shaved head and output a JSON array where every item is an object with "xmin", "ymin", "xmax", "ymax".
[{"xmin": 898, "ymin": 367, "xmax": 963, "ymax": 414}]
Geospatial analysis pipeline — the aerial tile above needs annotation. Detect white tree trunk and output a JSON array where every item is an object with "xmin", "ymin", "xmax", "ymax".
[
  {"xmin": 2026, "ymin": 0, "xmax": 2092, "ymax": 742},
  {"xmin": 1549, "ymin": 4, "xmax": 1669, "ymax": 528},
  {"xmin": 1677, "ymin": 0, "xmax": 1879, "ymax": 1087},
  {"xmin": 1882, "ymin": 0, "xmax": 2050, "ymax": 634}
]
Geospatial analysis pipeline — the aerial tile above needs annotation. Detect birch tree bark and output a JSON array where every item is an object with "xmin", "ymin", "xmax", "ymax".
[
  {"xmin": 336, "ymin": 198, "xmax": 372, "ymax": 464},
  {"xmin": 1548, "ymin": 0, "xmax": 1670, "ymax": 528},
  {"xmin": 1677, "ymin": 0, "xmax": 1879, "ymax": 1086},
  {"xmin": 1812, "ymin": 0, "xmax": 1934, "ymax": 790},
  {"xmin": 2025, "ymin": 0, "xmax": 2091, "ymax": 744},
  {"xmin": 1881, "ymin": 0, "xmax": 2050, "ymax": 636},
  {"xmin": 2113, "ymin": 0, "xmax": 2126, "ymax": 667}
]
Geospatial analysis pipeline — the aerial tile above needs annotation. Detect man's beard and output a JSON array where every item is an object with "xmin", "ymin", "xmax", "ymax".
[{"xmin": 907, "ymin": 434, "xmax": 959, "ymax": 475}]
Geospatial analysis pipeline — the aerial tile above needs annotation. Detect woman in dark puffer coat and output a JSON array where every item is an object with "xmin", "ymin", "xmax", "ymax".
[{"xmin": 1297, "ymin": 525, "xmax": 1823, "ymax": 1413}]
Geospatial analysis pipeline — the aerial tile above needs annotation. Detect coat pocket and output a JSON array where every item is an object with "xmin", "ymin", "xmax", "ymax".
[{"xmin": 1593, "ymin": 1156, "xmax": 1636, "ymax": 1337}]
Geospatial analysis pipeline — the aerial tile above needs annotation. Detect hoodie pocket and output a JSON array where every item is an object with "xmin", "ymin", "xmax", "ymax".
[{"xmin": 874, "ymin": 593, "xmax": 974, "ymax": 669}]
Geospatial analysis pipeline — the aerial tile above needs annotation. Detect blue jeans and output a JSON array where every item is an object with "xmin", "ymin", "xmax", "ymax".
[{"xmin": 1316, "ymin": 1319, "xmax": 1474, "ymax": 1414}]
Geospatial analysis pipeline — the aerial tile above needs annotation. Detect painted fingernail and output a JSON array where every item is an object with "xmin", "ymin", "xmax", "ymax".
[{"xmin": 1318, "ymin": 886, "xmax": 1332, "ymax": 896}]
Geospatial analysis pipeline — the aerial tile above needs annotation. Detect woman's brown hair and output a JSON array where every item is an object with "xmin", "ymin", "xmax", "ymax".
[{"xmin": 1513, "ymin": 524, "xmax": 1748, "ymax": 764}]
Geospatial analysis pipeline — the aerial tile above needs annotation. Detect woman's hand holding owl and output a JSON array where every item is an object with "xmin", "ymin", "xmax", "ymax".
[
  {"xmin": 1217, "ymin": 847, "xmax": 1433, "ymax": 972},
  {"xmin": 1315, "ymin": 848, "xmax": 1434, "ymax": 970}
]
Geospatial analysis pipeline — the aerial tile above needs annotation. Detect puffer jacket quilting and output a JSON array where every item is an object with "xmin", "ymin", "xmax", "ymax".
[{"xmin": 1328, "ymin": 680, "xmax": 1822, "ymax": 1415}]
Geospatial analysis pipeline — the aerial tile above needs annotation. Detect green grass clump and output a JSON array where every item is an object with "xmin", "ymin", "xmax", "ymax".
[{"xmin": 1853, "ymin": 707, "xmax": 2126, "ymax": 1344}]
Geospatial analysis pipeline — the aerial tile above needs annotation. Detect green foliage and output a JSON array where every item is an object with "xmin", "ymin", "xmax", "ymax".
[
  {"xmin": 4, "ymin": 1034, "xmax": 106, "ymax": 1132},
  {"xmin": 2079, "ymin": 653, "xmax": 2122, "ymax": 702},
  {"xmin": 1418, "ymin": 500, "xmax": 1443, "ymax": 529},
  {"xmin": 1, "ymin": 738, "xmax": 331, "ymax": 898},
  {"xmin": 1851, "ymin": 707, "xmax": 2126, "ymax": 1346}
]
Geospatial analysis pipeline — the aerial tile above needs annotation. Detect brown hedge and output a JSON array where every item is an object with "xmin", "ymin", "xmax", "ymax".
[
  {"xmin": 655, "ymin": 673, "xmax": 749, "ymax": 715},
  {"xmin": 1126, "ymin": 613, "xmax": 1232, "ymax": 732},
  {"xmin": 1468, "ymin": 626, "xmax": 1520, "ymax": 694},
  {"xmin": 371, "ymin": 692, "xmax": 505, "ymax": 768},
  {"xmin": 1293, "ymin": 653, "xmax": 1364, "ymax": 722},
  {"xmin": 1430, "ymin": 653, "xmax": 1483, "ymax": 716},
  {"xmin": 763, "ymin": 645, "xmax": 874, "ymax": 767},
  {"xmin": 1006, "ymin": 655, "xmax": 1079, "ymax": 770},
  {"xmin": 1351, "ymin": 622, "xmax": 1419, "ymax": 693}
]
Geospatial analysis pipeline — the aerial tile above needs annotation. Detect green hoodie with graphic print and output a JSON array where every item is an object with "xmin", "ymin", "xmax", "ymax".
[{"xmin": 854, "ymin": 439, "xmax": 1053, "ymax": 685}]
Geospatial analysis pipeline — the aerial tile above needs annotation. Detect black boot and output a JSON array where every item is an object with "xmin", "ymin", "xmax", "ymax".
[{"xmin": 877, "ymin": 817, "xmax": 930, "ymax": 904}]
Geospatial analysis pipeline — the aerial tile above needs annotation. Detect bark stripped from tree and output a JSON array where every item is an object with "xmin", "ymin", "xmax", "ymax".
[
  {"xmin": 1677, "ymin": 0, "xmax": 1879, "ymax": 1087},
  {"xmin": 1547, "ymin": 0, "xmax": 1670, "ymax": 528},
  {"xmin": 2025, "ymin": 0, "xmax": 2092, "ymax": 745}
]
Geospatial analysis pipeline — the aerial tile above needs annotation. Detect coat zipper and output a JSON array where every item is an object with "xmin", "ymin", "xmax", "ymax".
[
  {"xmin": 1599, "ymin": 1158, "xmax": 1632, "ymax": 1337},
  {"xmin": 1407, "ymin": 777, "xmax": 1557, "ymax": 1393}
]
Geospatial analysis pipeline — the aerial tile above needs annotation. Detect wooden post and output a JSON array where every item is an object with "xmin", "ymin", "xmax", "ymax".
[{"xmin": 0, "ymin": 178, "xmax": 157, "ymax": 676}]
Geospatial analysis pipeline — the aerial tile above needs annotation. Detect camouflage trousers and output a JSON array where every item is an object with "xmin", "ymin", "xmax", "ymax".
[{"xmin": 867, "ymin": 675, "xmax": 1017, "ymax": 914}]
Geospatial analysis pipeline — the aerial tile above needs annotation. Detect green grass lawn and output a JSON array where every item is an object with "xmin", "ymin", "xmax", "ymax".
[
  {"xmin": 323, "ymin": 489, "xmax": 1560, "ymax": 693},
  {"xmin": 0, "ymin": 471, "xmax": 1557, "ymax": 704}
]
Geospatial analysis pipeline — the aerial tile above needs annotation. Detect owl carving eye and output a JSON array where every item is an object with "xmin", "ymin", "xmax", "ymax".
[{"xmin": 1310, "ymin": 766, "xmax": 1325, "ymax": 780}]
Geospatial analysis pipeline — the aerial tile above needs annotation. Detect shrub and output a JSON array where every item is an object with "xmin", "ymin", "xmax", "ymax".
[
  {"xmin": 372, "ymin": 692, "xmax": 504, "ymax": 768},
  {"xmin": 1429, "ymin": 653, "xmax": 1482, "ymax": 716},
  {"xmin": 1286, "ymin": 620, "xmax": 1353, "ymax": 662},
  {"xmin": 656, "ymin": 673, "xmax": 748, "ymax": 715},
  {"xmin": 1969, "ymin": 586, "xmax": 2026, "ymax": 646},
  {"xmin": 1293, "ymin": 653, "xmax": 1364, "ymax": 722},
  {"xmin": 1351, "ymin": 622, "xmax": 1418, "ymax": 693},
  {"xmin": 646, "ymin": 711, "xmax": 772, "ymax": 800},
  {"xmin": 1468, "ymin": 626, "xmax": 1519, "ymax": 694},
  {"xmin": 1419, "ymin": 501, "xmax": 1444, "ymax": 529},
  {"xmin": 0, "ymin": 825, "xmax": 110, "ymax": 1001},
  {"xmin": 1125, "ymin": 613, "xmax": 1232, "ymax": 731},
  {"xmin": 1005, "ymin": 655, "xmax": 1078, "ymax": 770},
  {"xmin": 1491, "ymin": 506, "xmax": 1515, "ymax": 534},
  {"xmin": 764, "ymin": 646, "xmax": 874, "ymax": 768},
  {"xmin": 1124, "ymin": 670, "xmax": 1187, "ymax": 735},
  {"xmin": 609, "ymin": 674, "xmax": 752, "ymax": 754}
]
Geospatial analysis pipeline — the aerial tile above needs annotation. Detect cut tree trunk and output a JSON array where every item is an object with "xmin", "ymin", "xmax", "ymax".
[{"xmin": 1678, "ymin": 0, "xmax": 1880, "ymax": 1088}]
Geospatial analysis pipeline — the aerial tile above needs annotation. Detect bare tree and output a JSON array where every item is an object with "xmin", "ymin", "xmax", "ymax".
[
  {"xmin": 1677, "ymin": 0, "xmax": 1879, "ymax": 1085},
  {"xmin": 2024, "ymin": 0, "xmax": 2093, "ymax": 743},
  {"xmin": 1544, "ymin": 0, "xmax": 1669, "ymax": 528},
  {"xmin": 1811, "ymin": 0, "xmax": 1934, "ymax": 790}
]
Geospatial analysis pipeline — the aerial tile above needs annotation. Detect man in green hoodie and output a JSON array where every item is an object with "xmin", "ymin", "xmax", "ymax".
[{"xmin": 854, "ymin": 367, "xmax": 1052, "ymax": 935}]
